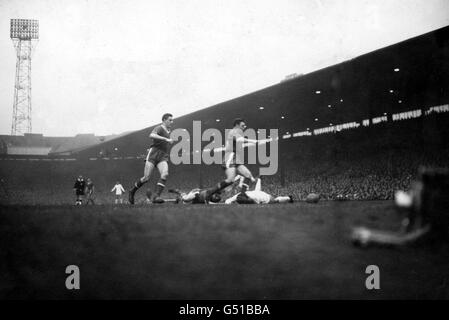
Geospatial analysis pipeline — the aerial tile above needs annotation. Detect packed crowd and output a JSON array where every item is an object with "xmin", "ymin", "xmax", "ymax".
[{"xmin": 0, "ymin": 141, "xmax": 448, "ymax": 205}]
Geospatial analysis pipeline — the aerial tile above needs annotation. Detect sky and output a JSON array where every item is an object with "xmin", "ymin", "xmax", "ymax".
[{"xmin": 0, "ymin": 0, "xmax": 448, "ymax": 137}]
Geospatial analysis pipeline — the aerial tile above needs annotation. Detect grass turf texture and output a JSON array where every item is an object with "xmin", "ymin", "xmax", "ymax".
[{"xmin": 1, "ymin": 201, "xmax": 448, "ymax": 299}]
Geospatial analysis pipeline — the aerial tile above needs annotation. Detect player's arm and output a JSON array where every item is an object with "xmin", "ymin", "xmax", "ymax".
[
  {"xmin": 236, "ymin": 136, "xmax": 271, "ymax": 146},
  {"xmin": 150, "ymin": 126, "xmax": 174, "ymax": 143},
  {"xmin": 111, "ymin": 186, "xmax": 116, "ymax": 192}
]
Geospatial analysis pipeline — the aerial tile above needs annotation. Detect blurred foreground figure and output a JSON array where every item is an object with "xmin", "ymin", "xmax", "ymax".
[{"xmin": 352, "ymin": 167, "xmax": 449, "ymax": 247}]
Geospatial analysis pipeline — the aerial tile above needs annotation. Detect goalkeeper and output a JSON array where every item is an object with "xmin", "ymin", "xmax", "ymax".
[{"xmin": 224, "ymin": 177, "xmax": 293, "ymax": 204}]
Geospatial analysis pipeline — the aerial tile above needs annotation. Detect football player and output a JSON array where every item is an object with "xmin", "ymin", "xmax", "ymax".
[
  {"xmin": 224, "ymin": 177, "xmax": 293, "ymax": 204},
  {"xmin": 206, "ymin": 118, "xmax": 271, "ymax": 196},
  {"xmin": 168, "ymin": 188, "xmax": 222, "ymax": 204},
  {"xmin": 129, "ymin": 113, "xmax": 174, "ymax": 204}
]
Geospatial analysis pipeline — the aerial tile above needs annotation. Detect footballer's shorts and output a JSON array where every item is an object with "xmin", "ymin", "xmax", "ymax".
[
  {"xmin": 222, "ymin": 152, "xmax": 245, "ymax": 170},
  {"xmin": 75, "ymin": 190, "xmax": 85, "ymax": 196},
  {"xmin": 145, "ymin": 148, "xmax": 169, "ymax": 165}
]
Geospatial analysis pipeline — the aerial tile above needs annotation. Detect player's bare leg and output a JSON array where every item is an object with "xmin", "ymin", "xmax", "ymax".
[
  {"xmin": 236, "ymin": 165, "xmax": 256, "ymax": 193},
  {"xmin": 153, "ymin": 161, "xmax": 169, "ymax": 203},
  {"xmin": 206, "ymin": 167, "xmax": 237, "ymax": 197},
  {"xmin": 129, "ymin": 161, "xmax": 155, "ymax": 204}
]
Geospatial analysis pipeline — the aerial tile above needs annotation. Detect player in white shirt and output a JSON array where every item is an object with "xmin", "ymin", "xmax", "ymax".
[
  {"xmin": 111, "ymin": 181, "xmax": 125, "ymax": 204},
  {"xmin": 224, "ymin": 177, "xmax": 293, "ymax": 204}
]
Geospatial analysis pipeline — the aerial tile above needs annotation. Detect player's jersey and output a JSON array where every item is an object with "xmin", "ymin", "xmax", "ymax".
[
  {"xmin": 225, "ymin": 190, "xmax": 272, "ymax": 204},
  {"xmin": 245, "ymin": 190, "xmax": 272, "ymax": 204},
  {"xmin": 150, "ymin": 125, "xmax": 171, "ymax": 154},
  {"xmin": 74, "ymin": 179, "xmax": 85, "ymax": 192}
]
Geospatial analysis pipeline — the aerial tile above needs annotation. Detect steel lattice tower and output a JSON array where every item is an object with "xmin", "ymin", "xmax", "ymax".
[{"xmin": 10, "ymin": 19, "xmax": 39, "ymax": 136}]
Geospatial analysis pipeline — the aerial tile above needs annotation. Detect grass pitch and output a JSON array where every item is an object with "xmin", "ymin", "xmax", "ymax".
[{"xmin": 1, "ymin": 201, "xmax": 448, "ymax": 299}]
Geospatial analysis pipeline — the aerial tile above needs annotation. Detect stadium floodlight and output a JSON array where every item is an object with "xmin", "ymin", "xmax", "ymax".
[
  {"xmin": 10, "ymin": 19, "xmax": 39, "ymax": 40},
  {"xmin": 398, "ymin": 100, "xmax": 402, "ymax": 104},
  {"xmin": 340, "ymin": 99, "xmax": 344, "ymax": 102},
  {"xmin": 328, "ymin": 105, "xmax": 332, "ymax": 108},
  {"xmin": 215, "ymin": 119, "xmax": 220, "ymax": 122},
  {"xmin": 314, "ymin": 118, "xmax": 318, "ymax": 122},
  {"xmin": 281, "ymin": 116, "xmax": 285, "ymax": 119},
  {"xmin": 394, "ymin": 68, "xmax": 400, "ymax": 72},
  {"xmin": 389, "ymin": 89, "xmax": 394, "ymax": 93},
  {"xmin": 315, "ymin": 90, "xmax": 321, "ymax": 94},
  {"xmin": 258, "ymin": 106, "xmax": 264, "ymax": 110},
  {"xmin": 9, "ymin": 19, "xmax": 39, "ymax": 135}
]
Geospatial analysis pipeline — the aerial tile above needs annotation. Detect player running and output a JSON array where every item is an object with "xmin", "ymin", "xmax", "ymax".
[
  {"xmin": 205, "ymin": 118, "xmax": 271, "ymax": 196},
  {"xmin": 128, "ymin": 113, "xmax": 174, "ymax": 204},
  {"xmin": 224, "ymin": 177, "xmax": 293, "ymax": 204}
]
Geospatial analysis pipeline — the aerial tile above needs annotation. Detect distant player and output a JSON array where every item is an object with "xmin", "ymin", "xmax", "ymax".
[
  {"xmin": 206, "ymin": 118, "xmax": 270, "ymax": 196},
  {"xmin": 85, "ymin": 178, "xmax": 95, "ymax": 205},
  {"xmin": 73, "ymin": 175, "xmax": 86, "ymax": 205},
  {"xmin": 224, "ymin": 177, "xmax": 293, "ymax": 204},
  {"xmin": 129, "ymin": 113, "xmax": 174, "ymax": 204},
  {"xmin": 111, "ymin": 181, "xmax": 125, "ymax": 204}
]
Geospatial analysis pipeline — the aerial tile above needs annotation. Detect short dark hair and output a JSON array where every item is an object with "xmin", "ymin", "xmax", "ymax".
[
  {"xmin": 233, "ymin": 118, "xmax": 245, "ymax": 127},
  {"xmin": 162, "ymin": 113, "xmax": 173, "ymax": 121}
]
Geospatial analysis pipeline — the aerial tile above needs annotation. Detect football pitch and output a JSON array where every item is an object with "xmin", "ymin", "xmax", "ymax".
[{"xmin": 1, "ymin": 201, "xmax": 448, "ymax": 299}]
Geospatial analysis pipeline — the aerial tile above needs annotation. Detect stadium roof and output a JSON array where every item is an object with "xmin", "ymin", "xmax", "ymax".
[{"xmin": 72, "ymin": 25, "xmax": 449, "ymax": 158}]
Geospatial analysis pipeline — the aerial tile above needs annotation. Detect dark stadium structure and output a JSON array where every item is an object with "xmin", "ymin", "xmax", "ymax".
[{"xmin": 1, "ymin": 26, "xmax": 449, "ymax": 300}]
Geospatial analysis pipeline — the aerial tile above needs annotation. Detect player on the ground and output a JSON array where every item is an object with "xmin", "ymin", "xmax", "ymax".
[
  {"xmin": 128, "ymin": 113, "xmax": 174, "ymax": 204},
  {"xmin": 205, "ymin": 118, "xmax": 271, "ymax": 196},
  {"xmin": 224, "ymin": 177, "xmax": 293, "ymax": 204},
  {"xmin": 111, "ymin": 181, "xmax": 125, "ymax": 204},
  {"xmin": 73, "ymin": 175, "xmax": 86, "ymax": 205},
  {"xmin": 168, "ymin": 174, "xmax": 244, "ymax": 204},
  {"xmin": 169, "ymin": 188, "xmax": 222, "ymax": 204}
]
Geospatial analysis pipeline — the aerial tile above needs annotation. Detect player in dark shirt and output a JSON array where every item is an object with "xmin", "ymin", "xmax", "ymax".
[
  {"xmin": 73, "ymin": 175, "xmax": 86, "ymax": 205},
  {"xmin": 129, "ymin": 113, "xmax": 174, "ymax": 204},
  {"xmin": 206, "ymin": 118, "xmax": 270, "ymax": 197}
]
